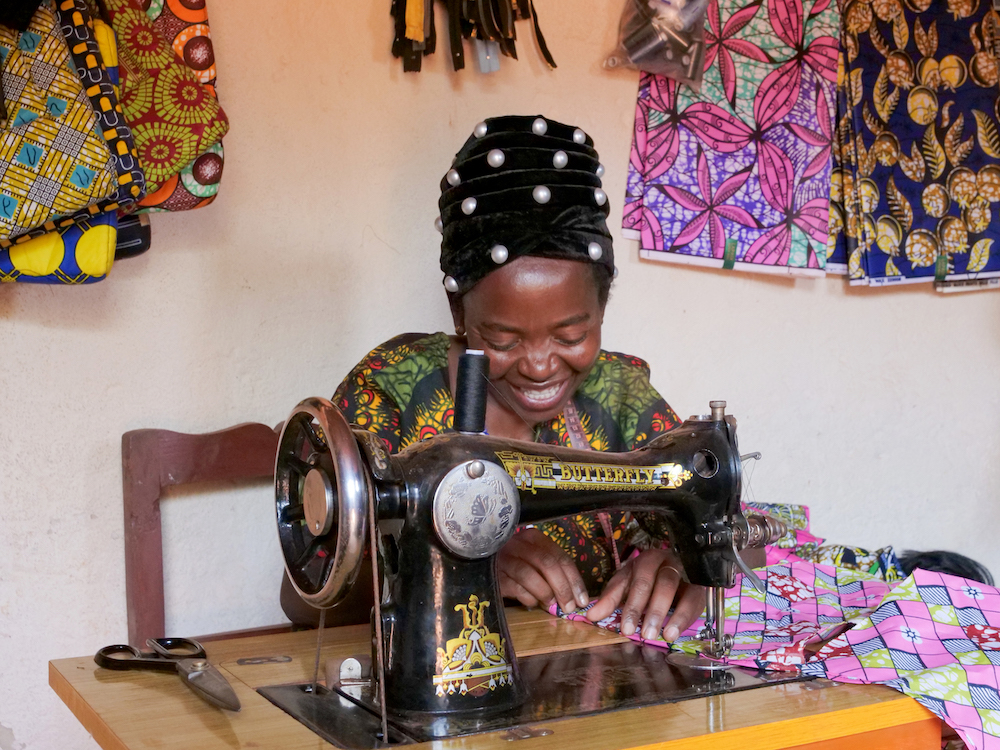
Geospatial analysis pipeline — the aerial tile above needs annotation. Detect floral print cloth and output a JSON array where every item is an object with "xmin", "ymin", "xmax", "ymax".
[
  {"xmin": 624, "ymin": 0, "xmax": 839, "ymax": 275},
  {"xmin": 95, "ymin": 0, "xmax": 228, "ymax": 197},
  {"xmin": 829, "ymin": 0, "xmax": 1000, "ymax": 286},
  {"xmin": 136, "ymin": 0, "xmax": 226, "ymax": 212},
  {"xmin": 334, "ymin": 332, "xmax": 681, "ymax": 592}
]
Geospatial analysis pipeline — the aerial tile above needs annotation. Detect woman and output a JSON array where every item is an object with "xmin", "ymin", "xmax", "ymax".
[{"xmin": 287, "ymin": 115, "xmax": 705, "ymax": 642}]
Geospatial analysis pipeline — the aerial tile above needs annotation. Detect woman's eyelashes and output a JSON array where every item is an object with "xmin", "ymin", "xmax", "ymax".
[
  {"xmin": 481, "ymin": 336, "xmax": 519, "ymax": 352},
  {"xmin": 555, "ymin": 331, "xmax": 589, "ymax": 346},
  {"xmin": 481, "ymin": 331, "xmax": 588, "ymax": 352}
]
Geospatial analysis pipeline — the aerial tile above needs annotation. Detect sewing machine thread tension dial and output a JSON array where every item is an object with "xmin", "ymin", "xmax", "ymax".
[{"xmin": 432, "ymin": 459, "xmax": 520, "ymax": 559}]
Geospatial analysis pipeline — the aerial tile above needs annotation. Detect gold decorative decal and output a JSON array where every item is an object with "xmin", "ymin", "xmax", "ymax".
[
  {"xmin": 496, "ymin": 451, "xmax": 693, "ymax": 495},
  {"xmin": 434, "ymin": 595, "xmax": 513, "ymax": 696}
]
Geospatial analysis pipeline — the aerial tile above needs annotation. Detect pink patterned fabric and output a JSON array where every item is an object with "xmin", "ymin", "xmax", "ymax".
[
  {"xmin": 552, "ymin": 566, "xmax": 1000, "ymax": 748},
  {"xmin": 551, "ymin": 562, "xmax": 890, "ymax": 668}
]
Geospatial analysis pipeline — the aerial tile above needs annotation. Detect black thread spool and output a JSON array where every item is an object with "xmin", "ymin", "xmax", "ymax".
[{"xmin": 454, "ymin": 350, "xmax": 490, "ymax": 434}]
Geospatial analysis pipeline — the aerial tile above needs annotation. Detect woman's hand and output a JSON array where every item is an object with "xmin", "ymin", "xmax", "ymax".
[
  {"xmin": 586, "ymin": 548, "xmax": 705, "ymax": 643},
  {"xmin": 498, "ymin": 529, "xmax": 592, "ymax": 612}
]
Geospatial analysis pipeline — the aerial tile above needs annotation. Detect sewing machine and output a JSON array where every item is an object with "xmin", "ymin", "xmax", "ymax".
[{"xmin": 266, "ymin": 354, "xmax": 792, "ymax": 747}]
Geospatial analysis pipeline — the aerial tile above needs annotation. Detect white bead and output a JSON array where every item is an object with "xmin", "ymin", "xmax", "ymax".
[
  {"xmin": 613, "ymin": 266, "xmax": 619, "ymax": 278},
  {"xmin": 573, "ymin": 128, "xmax": 586, "ymax": 144},
  {"xmin": 594, "ymin": 188, "xmax": 607, "ymax": 206},
  {"xmin": 532, "ymin": 118, "xmax": 548, "ymax": 136},
  {"xmin": 596, "ymin": 163, "xmax": 605, "ymax": 178},
  {"xmin": 552, "ymin": 150, "xmax": 568, "ymax": 169},
  {"xmin": 444, "ymin": 276, "xmax": 460, "ymax": 292},
  {"xmin": 487, "ymin": 149, "xmax": 505, "ymax": 168},
  {"xmin": 462, "ymin": 197, "xmax": 477, "ymax": 215},
  {"xmin": 434, "ymin": 216, "xmax": 443, "ymax": 233},
  {"xmin": 532, "ymin": 185, "xmax": 551, "ymax": 204},
  {"xmin": 474, "ymin": 121, "xmax": 488, "ymax": 138},
  {"xmin": 446, "ymin": 169, "xmax": 461, "ymax": 186},
  {"xmin": 490, "ymin": 244, "xmax": 509, "ymax": 264},
  {"xmin": 588, "ymin": 242, "xmax": 603, "ymax": 260}
]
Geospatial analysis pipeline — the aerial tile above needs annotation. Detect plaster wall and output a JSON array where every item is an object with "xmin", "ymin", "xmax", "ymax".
[{"xmin": 1, "ymin": 1, "xmax": 999, "ymax": 747}]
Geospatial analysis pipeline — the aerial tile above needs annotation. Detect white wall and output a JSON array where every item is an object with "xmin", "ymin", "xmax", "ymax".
[{"xmin": 2, "ymin": 1, "xmax": 999, "ymax": 747}]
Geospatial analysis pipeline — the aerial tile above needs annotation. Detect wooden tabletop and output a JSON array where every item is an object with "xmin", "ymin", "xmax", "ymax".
[{"xmin": 51, "ymin": 608, "xmax": 941, "ymax": 750}]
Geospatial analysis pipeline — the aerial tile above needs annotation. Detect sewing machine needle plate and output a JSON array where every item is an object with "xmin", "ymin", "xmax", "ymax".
[{"xmin": 258, "ymin": 641, "xmax": 812, "ymax": 748}]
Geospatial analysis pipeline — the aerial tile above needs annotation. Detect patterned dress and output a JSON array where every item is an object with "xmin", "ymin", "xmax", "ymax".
[{"xmin": 333, "ymin": 332, "xmax": 681, "ymax": 592}]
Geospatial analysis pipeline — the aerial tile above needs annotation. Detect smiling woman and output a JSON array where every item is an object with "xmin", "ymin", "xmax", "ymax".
[{"xmin": 284, "ymin": 116, "xmax": 707, "ymax": 644}]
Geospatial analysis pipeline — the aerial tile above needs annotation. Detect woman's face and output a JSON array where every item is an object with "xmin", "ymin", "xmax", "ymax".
[{"xmin": 456, "ymin": 256, "xmax": 604, "ymax": 427}]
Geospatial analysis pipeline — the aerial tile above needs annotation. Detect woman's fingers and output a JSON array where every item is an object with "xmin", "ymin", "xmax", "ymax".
[
  {"xmin": 639, "ymin": 564, "xmax": 684, "ymax": 641},
  {"xmin": 499, "ymin": 529, "xmax": 590, "ymax": 612},
  {"xmin": 662, "ymin": 583, "xmax": 707, "ymax": 642},
  {"xmin": 499, "ymin": 569, "xmax": 540, "ymax": 608},
  {"xmin": 619, "ymin": 550, "xmax": 671, "ymax": 637},
  {"xmin": 586, "ymin": 562, "xmax": 633, "ymax": 625},
  {"xmin": 587, "ymin": 549, "xmax": 706, "ymax": 643}
]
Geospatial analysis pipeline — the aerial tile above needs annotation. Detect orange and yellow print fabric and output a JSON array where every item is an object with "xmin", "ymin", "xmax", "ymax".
[
  {"xmin": 0, "ymin": 2, "xmax": 117, "ymax": 242},
  {"xmin": 96, "ymin": 0, "xmax": 228, "ymax": 197}
]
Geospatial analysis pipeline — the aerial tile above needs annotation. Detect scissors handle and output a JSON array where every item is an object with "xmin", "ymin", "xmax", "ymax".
[
  {"xmin": 95, "ymin": 644, "xmax": 177, "ymax": 672},
  {"xmin": 94, "ymin": 638, "xmax": 207, "ymax": 672},
  {"xmin": 146, "ymin": 637, "xmax": 207, "ymax": 660}
]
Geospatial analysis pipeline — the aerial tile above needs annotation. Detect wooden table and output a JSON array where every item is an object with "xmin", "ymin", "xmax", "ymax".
[{"xmin": 51, "ymin": 608, "xmax": 940, "ymax": 750}]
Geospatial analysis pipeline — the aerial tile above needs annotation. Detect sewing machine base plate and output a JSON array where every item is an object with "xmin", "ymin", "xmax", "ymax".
[{"xmin": 258, "ymin": 641, "xmax": 812, "ymax": 747}]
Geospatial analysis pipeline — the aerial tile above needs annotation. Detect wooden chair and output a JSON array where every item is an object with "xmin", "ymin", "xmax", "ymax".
[{"xmin": 121, "ymin": 422, "xmax": 286, "ymax": 645}]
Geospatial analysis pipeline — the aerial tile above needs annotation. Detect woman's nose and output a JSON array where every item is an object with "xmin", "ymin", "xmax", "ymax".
[{"xmin": 517, "ymin": 344, "xmax": 558, "ymax": 381}]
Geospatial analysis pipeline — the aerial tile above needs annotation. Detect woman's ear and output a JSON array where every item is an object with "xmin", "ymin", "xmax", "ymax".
[{"xmin": 448, "ymin": 294, "xmax": 465, "ymax": 334}]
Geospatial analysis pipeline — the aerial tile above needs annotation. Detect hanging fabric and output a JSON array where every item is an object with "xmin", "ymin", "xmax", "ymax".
[
  {"xmin": 833, "ymin": 0, "xmax": 1000, "ymax": 286},
  {"xmin": 134, "ymin": 0, "xmax": 226, "ymax": 212},
  {"xmin": 0, "ymin": 2, "xmax": 119, "ymax": 244},
  {"xmin": 0, "ymin": 210, "xmax": 116, "ymax": 283},
  {"xmin": 623, "ymin": 0, "xmax": 840, "ymax": 276},
  {"xmin": 95, "ymin": 0, "xmax": 228, "ymax": 204},
  {"xmin": 1, "ymin": 1, "xmax": 146, "ymax": 251}
]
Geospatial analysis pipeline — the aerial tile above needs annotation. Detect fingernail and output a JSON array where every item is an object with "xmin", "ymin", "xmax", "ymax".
[
  {"xmin": 664, "ymin": 625, "xmax": 680, "ymax": 642},
  {"xmin": 642, "ymin": 624, "xmax": 658, "ymax": 640},
  {"xmin": 562, "ymin": 601, "xmax": 577, "ymax": 614},
  {"xmin": 622, "ymin": 615, "xmax": 635, "ymax": 636},
  {"xmin": 576, "ymin": 589, "xmax": 590, "ymax": 608}
]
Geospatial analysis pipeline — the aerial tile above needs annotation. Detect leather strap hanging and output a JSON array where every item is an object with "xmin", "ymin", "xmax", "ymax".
[
  {"xmin": 446, "ymin": 0, "xmax": 465, "ymax": 69},
  {"xmin": 528, "ymin": 0, "xmax": 556, "ymax": 69},
  {"xmin": 393, "ymin": 0, "xmax": 555, "ymax": 71}
]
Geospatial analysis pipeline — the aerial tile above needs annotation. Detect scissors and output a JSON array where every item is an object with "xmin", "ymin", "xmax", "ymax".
[{"xmin": 95, "ymin": 637, "xmax": 241, "ymax": 712}]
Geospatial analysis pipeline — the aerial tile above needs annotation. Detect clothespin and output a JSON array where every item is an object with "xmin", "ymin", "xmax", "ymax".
[{"xmin": 473, "ymin": 38, "xmax": 501, "ymax": 73}]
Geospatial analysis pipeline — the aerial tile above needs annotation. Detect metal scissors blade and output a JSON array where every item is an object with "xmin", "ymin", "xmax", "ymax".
[{"xmin": 176, "ymin": 658, "xmax": 242, "ymax": 712}]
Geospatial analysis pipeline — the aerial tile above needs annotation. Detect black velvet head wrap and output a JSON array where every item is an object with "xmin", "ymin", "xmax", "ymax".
[{"xmin": 438, "ymin": 115, "xmax": 614, "ymax": 295}]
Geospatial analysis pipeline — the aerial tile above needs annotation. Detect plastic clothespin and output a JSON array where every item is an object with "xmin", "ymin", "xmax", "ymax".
[{"xmin": 473, "ymin": 38, "xmax": 501, "ymax": 73}]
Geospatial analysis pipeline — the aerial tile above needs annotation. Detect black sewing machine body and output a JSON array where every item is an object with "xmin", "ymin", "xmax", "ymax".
[
  {"xmin": 273, "ymin": 394, "xmax": 780, "ymax": 730},
  {"xmin": 375, "ymin": 417, "xmax": 741, "ymax": 715}
]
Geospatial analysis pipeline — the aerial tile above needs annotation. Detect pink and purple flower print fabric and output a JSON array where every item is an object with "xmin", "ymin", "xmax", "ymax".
[{"xmin": 624, "ymin": 0, "xmax": 840, "ymax": 275}]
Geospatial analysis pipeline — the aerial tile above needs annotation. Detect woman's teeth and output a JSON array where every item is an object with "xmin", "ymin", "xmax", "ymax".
[{"xmin": 518, "ymin": 384, "xmax": 562, "ymax": 403}]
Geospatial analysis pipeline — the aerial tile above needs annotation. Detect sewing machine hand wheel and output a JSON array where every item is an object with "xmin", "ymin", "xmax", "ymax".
[{"xmin": 275, "ymin": 397, "xmax": 368, "ymax": 608}]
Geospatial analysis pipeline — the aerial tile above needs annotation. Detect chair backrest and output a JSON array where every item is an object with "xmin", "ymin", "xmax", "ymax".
[{"xmin": 121, "ymin": 423, "xmax": 282, "ymax": 645}]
